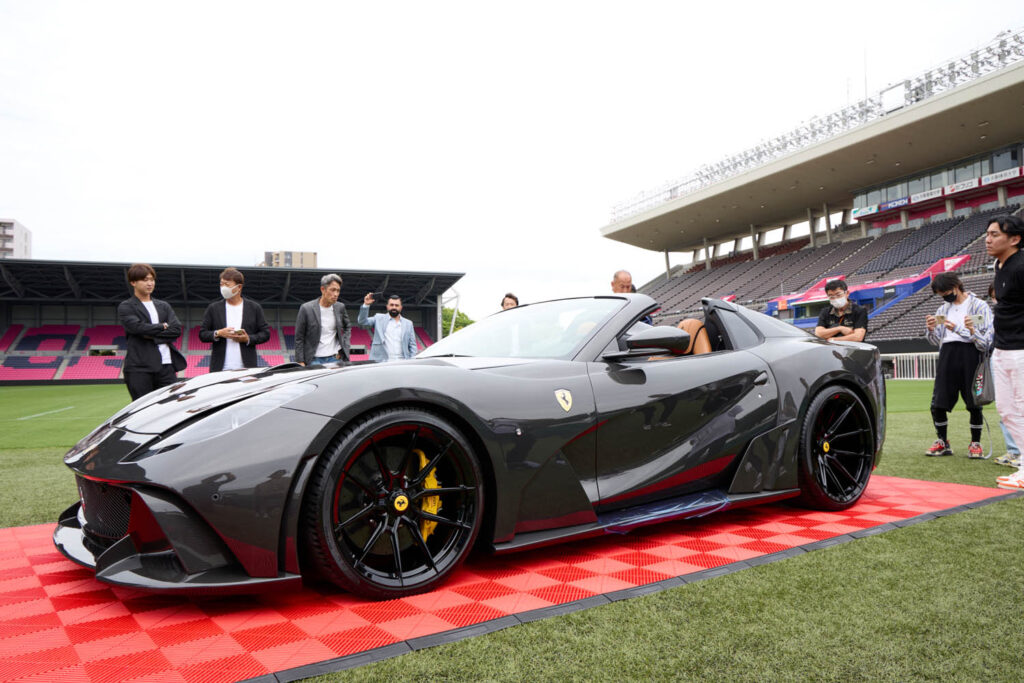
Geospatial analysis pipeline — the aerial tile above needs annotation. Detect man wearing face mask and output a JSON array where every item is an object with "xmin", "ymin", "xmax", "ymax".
[
  {"xmin": 923, "ymin": 272, "xmax": 993, "ymax": 457},
  {"xmin": 359, "ymin": 292, "xmax": 417, "ymax": 362},
  {"xmin": 199, "ymin": 267, "xmax": 271, "ymax": 372},
  {"xmin": 814, "ymin": 279, "xmax": 867, "ymax": 343}
]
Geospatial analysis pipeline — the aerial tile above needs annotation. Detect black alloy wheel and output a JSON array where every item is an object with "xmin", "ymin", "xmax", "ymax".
[
  {"xmin": 797, "ymin": 386, "xmax": 875, "ymax": 510},
  {"xmin": 303, "ymin": 408, "xmax": 483, "ymax": 599}
]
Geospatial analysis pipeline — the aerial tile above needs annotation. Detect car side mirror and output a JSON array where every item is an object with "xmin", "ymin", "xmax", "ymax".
[{"xmin": 604, "ymin": 326, "xmax": 691, "ymax": 359}]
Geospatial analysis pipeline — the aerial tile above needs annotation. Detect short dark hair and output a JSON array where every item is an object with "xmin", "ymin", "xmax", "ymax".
[
  {"xmin": 127, "ymin": 263, "xmax": 156, "ymax": 284},
  {"xmin": 388, "ymin": 294, "xmax": 402, "ymax": 303},
  {"xmin": 824, "ymin": 279, "xmax": 848, "ymax": 293},
  {"xmin": 220, "ymin": 267, "xmax": 244, "ymax": 285},
  {"xmin": 989, "ymin": 214, "xmax": 1024, "ymax": 243},
  {"xmin": 931, "ymin": 272, "xmax": 963, "ymax": 294},
  {"xmin": 502, "ymin": 292, "xmax": 519, "ymax": 306}
]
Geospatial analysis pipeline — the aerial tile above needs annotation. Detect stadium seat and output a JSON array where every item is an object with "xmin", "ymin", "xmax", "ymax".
[
  {"xmin": 76, "ymin": 325, "xmax": 126, "ymax": 351},
  {"xmin": 185, "ymin": 355, "xmax": 211, "ymax": 378},
  {"xmin": 0, "ymin": 324, "xmax": 23, "ymax": 352},
  {"xmin": 415, "ymin": 327, "xmax": 434, "ymax": 350},
  {"xmin": 257, "ymin": 354, "xmax": 286, "ymax": 368},
  {"xmin": 187, "ymin": 326, "xmax": 211, "ymax": 352},
  {"xmin": 61, "ymin": 356, "xmax": 124, "ymax": 380},
  {"xmin": 14, "ymin": 325, "xmax": 79, "ymax": 352},
  {"xmin": 282, "ymin": 325, "xmax": 296, "ymax": 350},
  {"xmin": 0, "ymin": 356, "xmax": 62, "ymax": 380}
]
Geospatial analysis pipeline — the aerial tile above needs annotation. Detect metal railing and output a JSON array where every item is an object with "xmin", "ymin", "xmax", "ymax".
[
  {"xmin": 610, "ymin": 28, "xmax": 1024, "ymax": 223},
  {"xmin": 883, "ymin": 352, "xmax": 939, "ymax": 380}
]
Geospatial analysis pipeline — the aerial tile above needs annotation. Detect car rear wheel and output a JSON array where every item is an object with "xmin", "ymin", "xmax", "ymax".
[
  {"xmin": 303, "ymin": 407, "xmax": 483, "ymax": 599},
  {"xmin": 797, "ymin": 386, "xmax": 874, "ymax": 510}
]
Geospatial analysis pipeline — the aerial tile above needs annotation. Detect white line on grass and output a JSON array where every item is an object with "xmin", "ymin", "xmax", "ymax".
[{"xmin": 16, "ymin": 406, "xmax": 75, "ymax": 421}]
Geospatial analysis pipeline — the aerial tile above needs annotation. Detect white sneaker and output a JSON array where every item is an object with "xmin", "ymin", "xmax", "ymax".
[{"xmin": 996, "ymin": 470, "xmax": 1024, "ymax": 490}]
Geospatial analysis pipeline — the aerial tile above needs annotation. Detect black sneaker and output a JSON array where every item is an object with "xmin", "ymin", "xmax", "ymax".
[{"xmin": 925, "ymin": 439, "xmax": 953, "ymax": 456}]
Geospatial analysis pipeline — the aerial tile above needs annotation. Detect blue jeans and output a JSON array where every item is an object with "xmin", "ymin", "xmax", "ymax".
[
  {"xmin": 1000, "ymin": 420, "xmax": 1020, "ymax": 455},
  {"xmin": 309, "ymin": 355, "xmax": 341, "ymax": 366}
]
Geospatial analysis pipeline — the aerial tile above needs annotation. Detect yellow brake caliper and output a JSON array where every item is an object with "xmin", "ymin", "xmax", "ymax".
[{"xmin": 414, "ymin": 449, "xmax": 442, "ymax": 540}]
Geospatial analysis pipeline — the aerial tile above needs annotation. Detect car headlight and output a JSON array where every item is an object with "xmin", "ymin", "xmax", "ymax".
[{"xmin": 136, "ymin": 383, "xmax": 316, "ymax": 457}]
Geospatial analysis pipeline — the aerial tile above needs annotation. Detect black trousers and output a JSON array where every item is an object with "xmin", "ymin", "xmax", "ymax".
[
  {"xmin": 124, "ymin": 365, "xmax": 178, "ymax": 401},
  {"xmin": 931, "ymin": 342, "xmax": 982, "ymax": 412}
]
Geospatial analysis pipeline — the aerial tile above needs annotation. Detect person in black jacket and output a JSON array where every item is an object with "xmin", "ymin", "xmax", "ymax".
[
  {"xmin": 198, "ymin": 267, "xmax": 270, "ymax": 372},
  {"xmin": 117, "ymin": 263, "xmax": 187, "ymax": 400}
]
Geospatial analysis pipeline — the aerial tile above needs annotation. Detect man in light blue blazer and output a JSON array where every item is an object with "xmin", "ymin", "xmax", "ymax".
[{"xmin": 358, "ymin": 292, "xmax": 418, "ymax": 362}]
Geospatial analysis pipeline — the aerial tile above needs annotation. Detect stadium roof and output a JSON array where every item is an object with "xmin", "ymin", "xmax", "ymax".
[
  {"xmin": 602, "ymin": 56, "xmax": 1024, "ymax": 254},
  {"xmin": 0, "ymin": 259, "xmax": 462, "ymax": 307}
]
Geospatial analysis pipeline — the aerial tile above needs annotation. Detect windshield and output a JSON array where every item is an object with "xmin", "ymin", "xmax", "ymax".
[{"xmin": 420, "ymin": 298, "xmax": 625, "ymax": 360}]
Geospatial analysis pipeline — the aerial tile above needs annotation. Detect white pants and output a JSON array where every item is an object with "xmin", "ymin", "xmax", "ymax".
[{"xmin": 992, "ymin": 348, "xmax": 1024, "ymax": 472}]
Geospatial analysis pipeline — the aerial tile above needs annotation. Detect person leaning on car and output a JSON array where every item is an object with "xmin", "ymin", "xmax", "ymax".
[
  {"xmin": 198, "ymin": 267, "xmax": 270, "ymax": 372},
  {"xmin": 118, "ymin": 263, "xmax": 187, "ymax": 400},
  {"xmin": 814, "ymin": 279, "xmax": 867, "ymax": 343},
  {"xmin": 294, "ymin": 273, "xmax": 352, "ymax": 366}
]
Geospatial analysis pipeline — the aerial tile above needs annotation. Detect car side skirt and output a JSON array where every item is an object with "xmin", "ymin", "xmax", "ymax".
[{"xmin": 490, "ymin": 487, "xmax": 800, "ymax": 554}]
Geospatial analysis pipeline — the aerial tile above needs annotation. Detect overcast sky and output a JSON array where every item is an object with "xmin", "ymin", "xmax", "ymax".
[{"xmin": 2, "ymin": 2, "xmax": 1023, "ymax": 320}]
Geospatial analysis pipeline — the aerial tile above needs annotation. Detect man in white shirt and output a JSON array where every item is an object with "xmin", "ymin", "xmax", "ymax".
[
  {"xmin": 294, "ymin": 274, "xmax": 352, "ymax": 366},
  {"xmin": 199, "ymin": 268, "xmax": 271, "ymax": 372},
  {"xmin": 358, "ymin": 293, "xmax": 417, "ymax": 362}
]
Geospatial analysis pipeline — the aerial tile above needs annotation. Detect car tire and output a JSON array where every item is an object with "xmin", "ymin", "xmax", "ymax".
[
  {"xmin": 302, "ymin": 407, "xmax": 483, "ymax": 599},
  {"xmin": 796, "ymin": 386, "xmax": 875, "ymax": 510}
]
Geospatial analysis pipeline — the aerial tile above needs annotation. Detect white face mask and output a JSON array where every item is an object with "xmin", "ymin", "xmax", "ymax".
[
  {"xmin": 831, "ymin": 296, "xmax": 848, "ymax": 310},
  {"xmin": 220, "ymin": 284, "xmax": 238, "ymax": 300}
]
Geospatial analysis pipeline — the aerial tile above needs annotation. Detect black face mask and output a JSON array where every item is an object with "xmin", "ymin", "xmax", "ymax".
[
  {"xmin": 388, "ymin": 308, "xmax": 400, "ymax": 318},
  {"xmin": 942, "ymin": 293, "xmax": 958, "ymax": 303}
]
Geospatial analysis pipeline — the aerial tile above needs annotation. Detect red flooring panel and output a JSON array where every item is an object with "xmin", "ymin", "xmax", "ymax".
[{"xmin": 0, "ymin": 476, "xmax": 1014, "ymax": 682}]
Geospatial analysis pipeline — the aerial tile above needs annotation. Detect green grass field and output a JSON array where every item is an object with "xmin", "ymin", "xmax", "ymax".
[{"xmin": 1, "ymin": 381, "xmax": 1021, "ymax": 681}]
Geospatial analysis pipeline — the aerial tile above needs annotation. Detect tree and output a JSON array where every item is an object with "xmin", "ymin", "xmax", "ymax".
[{"xmin": 441, "ymin": 307, "xmax": 474, "ymax": 337}]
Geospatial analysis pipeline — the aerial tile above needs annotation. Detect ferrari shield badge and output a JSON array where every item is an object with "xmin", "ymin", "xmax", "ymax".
[{"xmin": 555, "ymin": 389, "xmax": 572, "ymax": 412}]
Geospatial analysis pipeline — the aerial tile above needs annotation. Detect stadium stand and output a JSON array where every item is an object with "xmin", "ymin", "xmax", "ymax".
[
  {"xmin": 901, "ymin": 206, "xmax": 1016, "ymax": 268},
  {"xmin": 0, "ymin": 324, "xmax": 22, "ymax": 352},
  {"xmin": 282, "ymin": 325, "xmax": 296, "ymax": 350},
  {"xmin": 75, "ymin": 325, "xmax": 126, "ymax": 351},
  {"xmin": 415, "ymin": 327, "xmax": 434, "ymax": 350},
  {"xmin": 0, "ymin": 356, "xmax": 62, "ymax": 380},
  {"xmin": 15, "ymin": 325, "xmax": 80, "ymax": 352},
  {"xmin": 185, "ymin": 355, "xmax": 211, "ymax": 378},
  {"xmin": 186, "ymin": 326, "xmax": 211, "ymax": 352},
  {"xmin": 61, "ymin": 356, "xmax": 124, "ymax": 380},
  {"xmin": 257, "ymin": 354, "xmax": 286, "ymax": 367},
  {"xmin": 264, "ymin": 326, "xmax": 282, "ymax": 351}
]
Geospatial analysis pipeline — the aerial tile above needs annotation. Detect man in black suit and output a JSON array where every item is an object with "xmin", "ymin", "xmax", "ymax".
[
  {"xmin": 295, "ymin": 273, "xmax": 351, "ymax": 366},
  {"xmin": 117, "ymin": 263, "xmax": 187, "ymax": 400},
  {"xmin": 199, "ymin": 267, "xmax": 271, "ymax": 372}
]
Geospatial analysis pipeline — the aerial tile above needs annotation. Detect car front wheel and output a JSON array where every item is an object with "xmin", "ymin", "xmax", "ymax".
[{"xmin": 303, "ymin": 407, "xmax": 483, "ymax": 599}]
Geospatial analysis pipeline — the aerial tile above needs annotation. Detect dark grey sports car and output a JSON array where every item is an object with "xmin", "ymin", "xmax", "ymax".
[{"xmin": 54, "ymin": 295, "xmax": 885, "ymax": 599}]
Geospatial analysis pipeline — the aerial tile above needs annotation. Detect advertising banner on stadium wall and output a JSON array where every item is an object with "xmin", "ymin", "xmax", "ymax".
[
  {"xmin": 911, "ymin": 188, "xmax": 944, "ymax": 204},
  {"xmin": 879, "ymin": 197, "xmax": 909, "ymax": 211},
  {"xmin": 852, "ymin": 205, "xmax": 878, "ymax": 219},
  {"xmin": 944, "ymin": 178, "xmax": 980, "ymax": 195},
  {"xmin": 982, "ymin": 167, "xmax": 1022, "ymax": 186},
  {"xmin": 923, "ymin": 254, "xmax": 971, "ymax": 277}
]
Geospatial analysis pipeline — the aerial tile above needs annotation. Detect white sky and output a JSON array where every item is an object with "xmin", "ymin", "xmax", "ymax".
[{"xmin": 2, "ymin": 2, "xmax": 1023, "ymax": 321}]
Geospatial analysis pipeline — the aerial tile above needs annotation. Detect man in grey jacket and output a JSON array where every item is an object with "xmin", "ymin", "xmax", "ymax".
[{"xmin": 294, "ymin": 274, "xmax": 351, "ymax": 366}]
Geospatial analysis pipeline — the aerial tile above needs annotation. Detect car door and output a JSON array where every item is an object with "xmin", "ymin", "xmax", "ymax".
[{"xmin": 588, "ymin": 339, "xmax": 779, "ymax": 509}]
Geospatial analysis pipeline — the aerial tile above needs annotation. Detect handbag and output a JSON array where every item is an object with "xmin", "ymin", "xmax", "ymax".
[{"xmin": 972, "ymin": 347, "xmax": 995, "ymax": 407}]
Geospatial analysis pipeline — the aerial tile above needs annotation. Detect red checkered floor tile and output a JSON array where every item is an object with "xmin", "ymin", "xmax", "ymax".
[{"xmin": 0, "ymin": 476, "xmax": 1011, "ymax": 682}]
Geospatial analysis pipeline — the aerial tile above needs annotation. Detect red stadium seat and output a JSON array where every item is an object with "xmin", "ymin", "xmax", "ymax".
[{"xmin": 61, "ymin": 356, "xmax": 124, "ymax": 380}]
